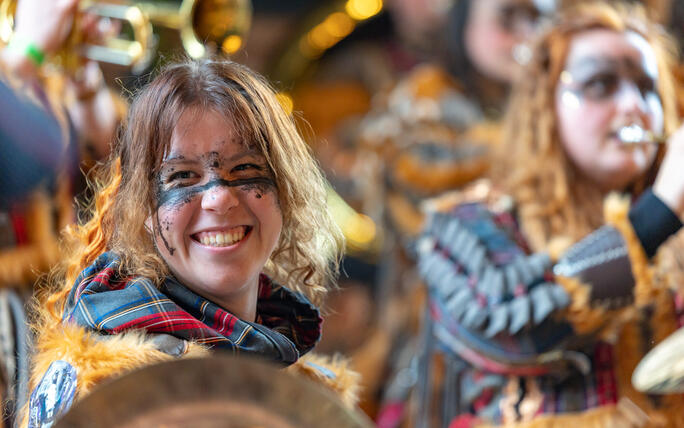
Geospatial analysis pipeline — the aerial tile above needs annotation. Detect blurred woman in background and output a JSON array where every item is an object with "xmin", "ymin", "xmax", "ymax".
[{"xmin": 416, "ymin": 2, "xmax": 684, "ymax": 426}]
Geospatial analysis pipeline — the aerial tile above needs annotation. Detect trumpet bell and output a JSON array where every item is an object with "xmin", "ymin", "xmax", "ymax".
[
  {"xmin": 192, "ymin": 0, "xmax": 251, "ymax": 55},
  {"xmin": 138, "ymin": 0, "xmax": 252, "ymax": 59}
]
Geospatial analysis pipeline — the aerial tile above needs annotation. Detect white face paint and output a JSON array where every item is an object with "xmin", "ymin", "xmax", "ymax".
[
  {"xmin": 533, "ymin": 0, "xmax": 557, "ymax": 14},
  {"xmin": 560, "ymin": 90, "xmax": 581, "ymax": 110},
  {"xmin": 554, "ymin": 29, "xmax": 664, "ymax": 191}
]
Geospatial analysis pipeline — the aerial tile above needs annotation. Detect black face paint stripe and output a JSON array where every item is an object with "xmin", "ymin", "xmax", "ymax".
[
  {"xmin": 156, "ymin": 177, "xmax": 276, "ymax": 207},
  {"xmin": 155, "ymin": 210, "xmax": 175, "ymax": 256}
]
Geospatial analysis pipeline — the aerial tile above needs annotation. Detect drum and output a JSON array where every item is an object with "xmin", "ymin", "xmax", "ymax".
[
  {"xmin": 55, "ymin": 356, "xmax": 373, "ymax": 428},
  {"xmin": 632, "ymin": 326, "xmax": 684, "ymax": 394}
]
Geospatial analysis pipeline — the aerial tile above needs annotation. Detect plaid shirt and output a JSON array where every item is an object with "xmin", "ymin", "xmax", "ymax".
[{"xmin": 63, "ymin": 252, "xmax": 322, "ymax": 365}]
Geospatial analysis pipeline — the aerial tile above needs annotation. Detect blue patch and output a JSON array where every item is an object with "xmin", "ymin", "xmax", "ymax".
[
  {"xmin": 305, "ymin": 361, "xmax": 337, "ymax": 379},
  {"xmin": 28, "ymin": 360, "xmax": 77, "ymax": 428}
]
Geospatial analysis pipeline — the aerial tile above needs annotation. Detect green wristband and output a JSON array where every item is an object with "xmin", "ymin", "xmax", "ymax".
[{"xmin": 7, "ymin": 36, "xmax": 45, "ymax": 67}]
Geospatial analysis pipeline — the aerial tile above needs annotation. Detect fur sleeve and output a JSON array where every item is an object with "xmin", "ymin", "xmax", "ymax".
[
  {"xmin": 17, "ymin": 324, "xmax": 208, "ymax": 427},
  {"xmin": 602, "ymin": 193, "xmax": 654, "ymax": 308},
  {"xmin": 28, "ymin": 324, "xmax": 208, "ymax": 400},
  {"xmin": 556, "ymin": 193, "xmax": 654, "ymax": 339},
  {"xmin": 287, "ymin": 353, "xmax": 361, "ymax": 410}
]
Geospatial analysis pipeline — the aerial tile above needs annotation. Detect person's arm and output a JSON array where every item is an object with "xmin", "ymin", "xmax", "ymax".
[
  {"xmin": 625, "ymin": 123, "xmax": 684, "ymax": 256},
  {"xmin": 629, "ymin": 188, "xmax": 682, "ymax": 258},
  {"xmin": 0, "ymin": 78, "xmax": 68, "ymax": 207},
  {"xmin": 418, "ymin": 198, "xmax": 576, "ymax": 372},
  {"xmin": 415, "ymin": 179, "xmax": 680, "ymax": 372},
  {"xmin": 0, "ymin": 0, "xmax": 78, "ymax": 83},
  {"xmin": 65, "ymin": 61, "xmax": 123, "ymax": 161},
  {"xmin": 553, "ymin": 124, "xmax": 684, "ymax": 314},
  {"xmin": 0, "ymin": 0, "xmax": 103, "ymax": 206},
  {"xmin": 650, "ymin": 123, "xmax": 684, "ymax": 219}
]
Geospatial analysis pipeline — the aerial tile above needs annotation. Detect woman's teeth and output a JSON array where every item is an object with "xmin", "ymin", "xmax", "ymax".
[{"xmin": 195, "ymin": 227, "xmax": 247, "ymax": 247}]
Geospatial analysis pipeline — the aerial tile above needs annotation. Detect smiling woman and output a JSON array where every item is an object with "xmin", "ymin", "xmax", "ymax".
[
  {"xmin": 20, "ymin": 59, "xmax": 357, "ymax": 427},
  {"xmin": 150, "ymin": 108, "xmax": 284, "ymax": 321}
]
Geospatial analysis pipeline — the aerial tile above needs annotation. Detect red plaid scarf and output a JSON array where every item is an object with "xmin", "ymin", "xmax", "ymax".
[{"xmin": 64, "ymin": 252, "xmax": 322, "ymax": 365}]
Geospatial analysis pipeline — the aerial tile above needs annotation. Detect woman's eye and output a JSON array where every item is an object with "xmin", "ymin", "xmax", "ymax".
[
  {"xmin": 637, "ymin": 77, "xmax": 656, "ymax": 96},
  {"xmin": 233, "ymin": 163, "xmax": 263, "ymax": 172},
  {"xmin": 167, "ymin": 170, "xmax": 198, "ymax": 184},
  {"xmin": 583, "ymin": 73, "xmax": 619, "ymax": 99}
]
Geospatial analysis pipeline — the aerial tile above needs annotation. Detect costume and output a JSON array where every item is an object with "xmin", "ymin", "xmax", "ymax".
[
  {"xmin": 0, "ymin": 78, "xmax": 69, "ymax": 207},
  {"xmin": 22, "ymin": 252, "xmax": 359, "ymax": 427},
  {"xmin": 0, "ymin": 77, "xmax": 77, "ymax": 426},
  {"xmin": 410, "ymin": 183, "xmax": 684, "ymax": 427}
]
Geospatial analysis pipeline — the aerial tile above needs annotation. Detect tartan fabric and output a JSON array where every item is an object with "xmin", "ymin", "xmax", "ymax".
[
  {"xmin": 445, "ymin": 342, "xmax": 618, "ymax": 423},
  {"xmin": 63, "ymin": 252, "xmax": 322, "ymax": 365}
]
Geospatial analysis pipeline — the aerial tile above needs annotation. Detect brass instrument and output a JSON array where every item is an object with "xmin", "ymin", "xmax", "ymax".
[
  {"xmin": 138, "ymin": 0, "xmax": 252, "ymax": 59},
  {"xmin": 616, "ymin": 124, "xmax": 667, "ymax": 145},
  {"xmin": 0, "ymin": 0, "xmax": 151, "ymax": 69},
  {"xmin": 0, "ymin": 0, "xmax": 252, "ymax": 70}
]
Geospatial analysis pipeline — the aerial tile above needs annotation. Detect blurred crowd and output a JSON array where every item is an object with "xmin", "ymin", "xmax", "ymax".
[{"xmin": 1, "ymin": 0, "xmax": 684, "ymax": 427}]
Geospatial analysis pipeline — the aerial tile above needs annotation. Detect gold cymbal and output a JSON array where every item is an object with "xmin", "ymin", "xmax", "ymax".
[
  {"xmin": 632, "ymin": 327, "xmax": 684, "ymax": 394},
  {"xmin": 55, "ymin": 356, "xmax": 373, "ymax": 428}
]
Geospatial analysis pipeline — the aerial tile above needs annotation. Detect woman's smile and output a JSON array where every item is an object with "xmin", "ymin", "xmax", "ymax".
[
  {"xmin": 191, "ymin": 225, "xmax": 252, "ymax": 248},
  {"xmin": 149, "ymin": 107, "xmax": 283, "ymax": 316}
]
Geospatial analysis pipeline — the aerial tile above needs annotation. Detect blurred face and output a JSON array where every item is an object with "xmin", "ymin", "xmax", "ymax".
[
  {"xmin": 465, "ymin": 0, "xmax": 543, "ymax": 83},
  {"xmin": 386, "ymin": 0, "xmax": 450, "ymax": 46},
  {"xmin": 149, "ymin": 108, "xmax": 282, "ymax": 317},
  {"xmin": 555, "ymin": 30, "xmax": 663, "ymax": 191}
]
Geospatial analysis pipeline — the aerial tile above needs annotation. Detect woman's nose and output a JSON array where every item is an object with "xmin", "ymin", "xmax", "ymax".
[
  {"xmin": 614, "ymin": 81, "xmax": 648, "ymax": 116},
  {"xmin": 200, "ymin": 184, "xmax": 239, "ymax": 214}
]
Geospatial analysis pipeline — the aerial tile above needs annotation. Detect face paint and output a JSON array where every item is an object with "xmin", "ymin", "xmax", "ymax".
[
  {"xmin": 148, "ymin": 108, "xmax": 283, "ymax": 317},
  {"xmin": 156, "ymin": 177, "xmax": 276, "ymax": 208},
  {"xmin": 556, "ymin": 56, "xmax": 659, "ymax": 104},
  {"xmin": 153, "ymin": 155, "xmax": 277, "ymax": 255},
  {"xmin": 559, "ymin": 89, "xmax": 582, "ymax": 110},
  {"xmin": 554, "ymin": 29, "xmax": 663, "ymax": 191}
]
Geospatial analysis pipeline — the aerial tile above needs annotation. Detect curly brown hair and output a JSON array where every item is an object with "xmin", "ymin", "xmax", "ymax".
[
  {"xmin": 495, "ymin": 1, "xmax": 680, "ymax": 251},
  {"xmin": 42, "ymin": 59, "xmax": 344, "ymax": 322}
]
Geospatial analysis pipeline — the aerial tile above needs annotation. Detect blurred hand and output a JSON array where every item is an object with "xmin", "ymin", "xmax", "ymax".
[
  {"xmin": 67, "ymin": 59, "xmax": 103, "ymax": 99},
  {"xmin": 13, "ymin": 0, "xmax": 79, "ymax": 55},
  {"xmin": 66, "ymin": 60, "xmax": 120, "ymax": 160},
  {"xmin": 79, "ymin": 11, "xmax": 121, "ymax": 46},
  {"xmin": 65, "ymin": 12, "xmax": 117, "ymax": 96},
  {"xmin": 653, "ymin": 123, "xmax": 684, "ymax": 217}
]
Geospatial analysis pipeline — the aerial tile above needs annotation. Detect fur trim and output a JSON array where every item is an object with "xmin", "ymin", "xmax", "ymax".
[
  {"xmin": 555, "ymin": 193, "xmax": 662, "ymax": 339},
  {"xmin": 20, "ymin": 326, "xmax": 360, "ymax": 426},
  {"xmin": 28, "ymin": 324, "xmax": 208, "ymax": 401},
  {"xmin": 546, "ymin": 236, "xmax": 574, "ymax": 263},
  {"xmin": 611, "ymin": 318, "xmax": 684, "ymax": 428},
  {"xmin": 0, "ymin": 181, "xmax": 73, "ymax": 288},
  {"xmin": 616, "ymin": 247, "xmax": 684, "ymax": 427},
  {"xmin": 592, "ymin": 194, "xmax": 684, "ymax": 426},
  {"xmin": 556, "ymin": 275, "xmax": 609, "ymax": 336},
  {"xmin": 474, "ymin": 398, "xmax": 653, "ymax": 427},
  {"xmin": 288, "ymin": 353, "xmax": 361, "ymax": 410},
  {"xmin": 18, "ymin": 324, "xmax": 208, "ymax": 427},
  {"xmin": 421, "ymin": 179, "xmax": 513, "ymax": 215},
  {"xmin": 603, "ymin": 193, "xmax": 653, "ymax": 307},
  {"xmin": 555, "ymin": 275, "xmax": 638, "ymax": 341}
]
